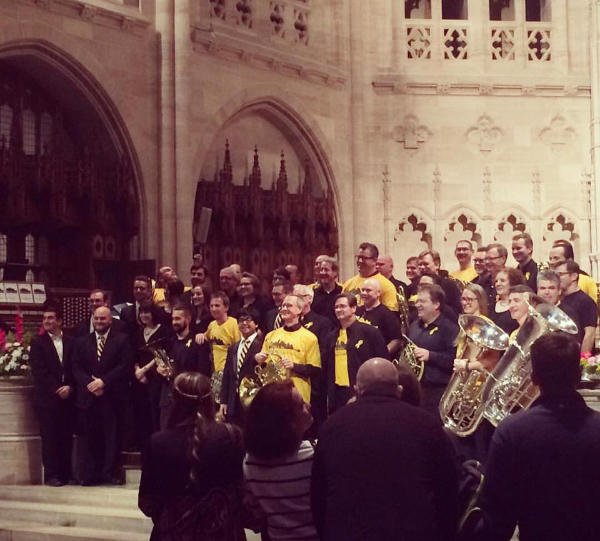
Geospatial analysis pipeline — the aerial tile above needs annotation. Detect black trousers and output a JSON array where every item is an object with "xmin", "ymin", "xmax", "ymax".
[
  {"xmin": 36, "ymin": 401, "xmax": 74, "ymax": 483},
  {"xmin": 330, "ymin": 385, "xmax": 355, "ymax": 414},
  {"xmin": 421, "ymin": 384, "xmax": 447, "ymax": 423},
  {"xmin": 78, "ymin": 396, "xmax": 123, "ymax": 482}
]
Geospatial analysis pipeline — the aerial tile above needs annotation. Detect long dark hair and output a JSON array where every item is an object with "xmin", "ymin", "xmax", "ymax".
[
  {"xmin": 244, "ymin": 381, "xmax": 304, "ymax": 459},
  {"xmin": 168, "ymin": 372, "xmax": 216, "ymax": 485}
]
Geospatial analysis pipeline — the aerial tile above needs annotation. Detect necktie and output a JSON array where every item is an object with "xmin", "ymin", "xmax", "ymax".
[
  {"xmin": 274, "ymin": 312, "xmax": 282, "ymax": 329},
  {"xmin": 237, "ymin": 339, "xmax": 250, "ymax": 381},
  {"xmin": 97, "ymin": 335, "xmax": 106, "ymax": 360}
]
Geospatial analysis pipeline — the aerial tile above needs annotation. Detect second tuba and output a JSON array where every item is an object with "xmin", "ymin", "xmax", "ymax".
[
  {"xmin": 481, "ymin": 296, "xmax": 577, "ymax": 427},
  {"xmin": 439, "ymin": 315, "xmax": 509, "ymax": 437}
]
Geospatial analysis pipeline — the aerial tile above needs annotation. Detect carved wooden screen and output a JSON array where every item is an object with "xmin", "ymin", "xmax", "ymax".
[
  {"xmin": 0, "ymin": 65, "xmax": 139, "ymax": 292},
  {"xmin": 194, "ymin": 141, "xmax": 339, "ymax": 292}
]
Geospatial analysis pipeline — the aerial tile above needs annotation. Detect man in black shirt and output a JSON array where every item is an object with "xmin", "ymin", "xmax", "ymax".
[
  {"xmin": 479, "ymin": 243, "xmax": 508, "ymax": 312},
  {"xmin": 311, "ymin": 256, "xmax": 342, "ymax": 326},
  {"xmin": 356, "ymin": 278, "xmax": 402, "ymax": 359},
  {"xmin": 512, "ymin": 232, "xmax": 538, "ymax": 292},
  {"xmin": 472, "ymin": 245, "xmax": 488, "ymax": 285},
  {"xmin": 418, "ymin": 250, "xmax": 462, "ymax": 315},
  {"xmin": 556, "ymin": 260, "xmax": 597, "ymax": 352},
  {"xmin": 376, "ymin": 254, "xmax": 407, "ymax": 293},
  {"xmin": 158, "ymin": 304, "xmax": 210, "ymax": 428},
  {"xmin": 474, "ymin": 332, "xmax": 600, "ymax": 541},
  {"xmin": 408, "ymin": 284, "xmax": 459, "ymax": 419}
]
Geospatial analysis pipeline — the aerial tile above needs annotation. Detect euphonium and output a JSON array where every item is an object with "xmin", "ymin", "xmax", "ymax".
[
  {"xmin": 481, "ymin": 296, "xmax": 577, "ymax": 427},
  {"xmin": 438, "ymin": 315, "xmax": 509, "ymax": 436},
  {"xmin": 394, "ymin": 334, "xmax": 424, "ymax": 381},
  {"xmin": 239, "ymin": 353, "xmax": 290, "ymax": 408},
  {"xmin": 139, "ymin": 340, "xmax": 175, "ymax": 379}
]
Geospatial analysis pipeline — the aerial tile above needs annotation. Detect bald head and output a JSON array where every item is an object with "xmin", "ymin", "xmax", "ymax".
[
  {"xmin": 360, "ymin": 278, "xmax": 381, "ymax": 309},
  {"xmin": 92, "ymin": 306, "xmax": 112, "ymax": 334},
  {"xmin": 356, "ymin": 358, "xmax": 400, "ymax": 398},
  {"xmin": 376, "ymin": 254, "xmax": 394, "ymax": 279}
]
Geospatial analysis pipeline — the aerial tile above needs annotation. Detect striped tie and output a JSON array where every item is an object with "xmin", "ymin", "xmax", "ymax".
[
  {"xmin": 237, "ymin": 339, "xmax": 250, "ymax": 382},
  {"xmin": 274, "ymin": 312, "xmax": 282, "ymax": 329},
  {"xmin": 97, "ymin": 335, "xmax": 106, "ymax": 361}
]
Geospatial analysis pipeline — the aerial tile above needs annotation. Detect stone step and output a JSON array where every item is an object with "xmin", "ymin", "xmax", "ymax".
[
  {"xmin": 0, "ymin": 499, "xmax": 152, "ymax": 534},
  {"xmin": 125, "ymin": 468, "xmax": 141, "ymax": 487},
  {"xmin": 0, "ymin": 485, "xmax": 139, "ymax": 510},
  {"xmin": 0, "ymin": 519, "xmax": 149, "ymax": 541}
]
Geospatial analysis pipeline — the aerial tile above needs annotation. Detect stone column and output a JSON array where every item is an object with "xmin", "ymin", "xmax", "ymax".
[
  {"xmin": 174, "ymin": 0, "xmax": 194, "ymax": 282},
  {"xmin": 589, "ymin": 0, "xmax": 600, "ymax": 279},
  {"xmin": 156, "ymin": 1, "xmax": 178, "ymax": 268}
]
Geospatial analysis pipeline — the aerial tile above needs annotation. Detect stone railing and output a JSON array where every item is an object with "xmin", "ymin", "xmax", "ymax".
[
  {"xmin": 208, "ymin": 0, "xmax": 311, "ymax": 47},
  {"xmin": 402, "ymin": 17, "xmax": 553, "ymax": 64}
]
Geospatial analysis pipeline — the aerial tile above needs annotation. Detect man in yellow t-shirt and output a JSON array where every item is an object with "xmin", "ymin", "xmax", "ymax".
[
  {"xmin": 450, "ymin": 240, "xmax": 478, "ymax": 283},
  {"xmin": 343, "ymin": 242, "xmax": 398, "ymax": 312},
  {"xmin": 199, "ymin": 291, "xmax": 241, "ymax": 372},
  {"xmin": 257, "ymin": 294, "xmax": 321, "ymax": 403}
]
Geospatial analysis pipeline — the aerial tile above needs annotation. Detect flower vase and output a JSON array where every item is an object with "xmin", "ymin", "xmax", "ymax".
[{"xmin": 0, "ymin": 376, "xmax": 42, "ymax": 484}]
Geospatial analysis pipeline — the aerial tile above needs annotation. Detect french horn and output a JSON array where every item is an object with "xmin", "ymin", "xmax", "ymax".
[
  {"xmin": 139, "ymin": 339, "xmax": 175, "ymax": 379},
  {"xmin": 394, "ymin": 334, "xmax": 425, "ymax": 381},
  {"xmin": 481, "ymin": 296, "xmax": 577, "ymax": 427},
  {"xmin": 238, "ymin": 352, "xmax": 290, "ymax": 408},
  {"xmin": 439, "ymin": 315, "xmax": 509, "ymax": 436}
]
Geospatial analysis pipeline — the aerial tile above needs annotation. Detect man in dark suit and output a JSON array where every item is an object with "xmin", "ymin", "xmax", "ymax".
[
  {"xmin": 311, "ymin": 358, "xmax": 459, "ymax": 541},
  {"xmin": 119, "ymin": 275, "xmax": 154, "ymax": 338},
  {"xmin": 474, "ymin": 332, "xmax": 600, "ymax": 541},
  {"xmin": 29, "ymin": 306, "xmax": 76, "ymax": 487},
  {"xmin": 73, "ymin": 289, "xmax": 127, "ymax": 337},
  {"xmin": 72, "ymin": 306, "xmax": 134, "ymax": 485},
  {"xmin": 263, "ymin": 281, "xmax": 292, "ymax": 333},
  {"xmin": 218, "ymin": 308, "xmax": 263, "ymax": 425}
]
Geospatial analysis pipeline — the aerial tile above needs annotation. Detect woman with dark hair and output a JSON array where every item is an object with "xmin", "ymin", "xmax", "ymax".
[
  {"xmin": 134, "ymin": 301, "xmax": 173, "ymax": 434},
  {"xmin": 189, "ymin": 284, "xmax": 213, "ymax": 335},
  {"xmin": 491, "ymin": 268, "xmax": 526, "ymax": 334},
  {"xmin": 244, "ymin": 381, "xmax": 317, "ymax": 541},
  {"xmin": 139, "ymin": 372, "xmax": 245, "ymax": 541}
]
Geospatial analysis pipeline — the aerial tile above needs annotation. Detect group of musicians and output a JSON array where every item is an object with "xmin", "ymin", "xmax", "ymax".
[{"xmin": 28, "ymin": 234, "xmax": 596, "ymax": 486}]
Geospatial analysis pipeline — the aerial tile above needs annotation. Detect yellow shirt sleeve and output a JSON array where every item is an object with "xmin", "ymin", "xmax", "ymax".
[{"xmin": 579, "ymin": 274, "xmax": 598, "ymax": 303}]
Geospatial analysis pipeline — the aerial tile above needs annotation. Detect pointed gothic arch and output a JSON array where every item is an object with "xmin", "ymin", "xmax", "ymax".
[{"xmin": 0, "ymin": 39, "xmax": 144, "ymax": 298}]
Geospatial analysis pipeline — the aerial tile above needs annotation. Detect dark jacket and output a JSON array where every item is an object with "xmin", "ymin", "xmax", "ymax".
[
  {"xmin": 220, "ymin": 335, "xmax": 264, "ymax": 419},
  {"xmin": 72, "ymin": 328, "xmax": 134, "ymax": 409},
  {"xmin": 408, "ymin": 315, "xmax": 458, "ymax": 386},
  {"xmin": 263, "ymin": 307, "xmax": 279, "ymax": 334},
  {"xmin": 29, "ymin": 332, "xmax": 76, "ymax": 408},
  {"xmin": 311, "ymin": 395, "xmax": 459, "ymax": 541},
  {"xmin": 324, "ymin": 320, "xmax": 387, "ymax": 405},
  {"xmin": 474, "ymin": 392, "xmax": 600, "ymax": 541}
]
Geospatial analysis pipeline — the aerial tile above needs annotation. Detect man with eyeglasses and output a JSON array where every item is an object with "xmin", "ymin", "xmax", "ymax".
[
  {"xmin": 342, "ymin": 242, "xmax": 399, "ymax": 312},
  {"xmin": 556, "ymin": 260, "xmax": 597, "ymax": 352},
  {"xmin": 294, "ymin": 284, "xmax": 333, "ymax": 431},
  {"xmin": 472, "ymin": 245, "xmax": 489, "ymax": 285},
  {"xmin": 479, "ymin": 243, "xmax": 508, "ymax": 312}
]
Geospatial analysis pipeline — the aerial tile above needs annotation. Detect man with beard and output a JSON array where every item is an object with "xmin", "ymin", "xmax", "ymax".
[
  {"xmin": 450, "ymin": 240, "xmax": 478, "ymax": 284},
  {"xmin": 312, "ymin": 256, "xmax": 343, "ymax": 326},
  {"xmin": 158, "ymin": 304, "xmax": 210, "ymax": 428},
  {"xmin": 343, "ymin": 242, "xmax": 398, "ymax": 311}
]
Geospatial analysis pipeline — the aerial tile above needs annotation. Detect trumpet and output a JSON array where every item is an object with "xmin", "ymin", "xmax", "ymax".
[
  {"xmin": 394, "ymin": 334, "xmax": 424, "ymax": 381},
  {"xmin": 139, "ymin": 340, "xmax": 175, "ymax": 379},
  {"xmin": 239, "ymin": 352, "xmax": 290, "ymax": 409}
]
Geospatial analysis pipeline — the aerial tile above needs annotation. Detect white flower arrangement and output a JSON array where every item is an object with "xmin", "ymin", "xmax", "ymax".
[{"xmin": 0, "ymin": 332, "xmax": 32, "ymax": 376}]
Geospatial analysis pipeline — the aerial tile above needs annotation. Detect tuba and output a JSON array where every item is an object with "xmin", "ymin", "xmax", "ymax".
[
  {"xmin": 439, "ymin": 315, "xmax": 509, "ymax": 436},
  {"xmin": 238, "ymin": 353, "xmax": 291, "ymax": 408},
  {"xmin": 139, "ymin": 340, "xmax": 175, "ymax": 379},
  {"xmin": 481, "ymin": 296, "xmax": 577, "ymax": 427},
  {"xmin": 394, "ymin": 334, "xmax": 424, "ymax": 381}
]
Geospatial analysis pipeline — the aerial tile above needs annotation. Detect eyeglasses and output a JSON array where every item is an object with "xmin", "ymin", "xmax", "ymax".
[
  {"xmin": 460, "ymin": 297, "xmax": 477, "ymax": 304},
  {"xmin": 484, "ymin": 256, "xmax": 503, "ymax": 262}
]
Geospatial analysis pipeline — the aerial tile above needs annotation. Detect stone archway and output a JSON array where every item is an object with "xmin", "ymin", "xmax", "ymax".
[
  {"xmin": 0, "ymin": 40, "xmax": 145, "ymax": 300},
  {"xmin": 193, "ymin": 95, "xmax": 341, "ymax": 287}
]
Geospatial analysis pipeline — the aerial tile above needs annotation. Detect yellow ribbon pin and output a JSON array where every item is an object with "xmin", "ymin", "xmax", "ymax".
[
  {"xmin": 355, "ymin": 339, "xmax": 364, "ymax": 349},
  {"xmin": 186, "ymin": 339, "xmax": 192, "ymax": 347},
  {"xmin": 429, "ymin": 327, "xmax": 439, "ymax": 336}
]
